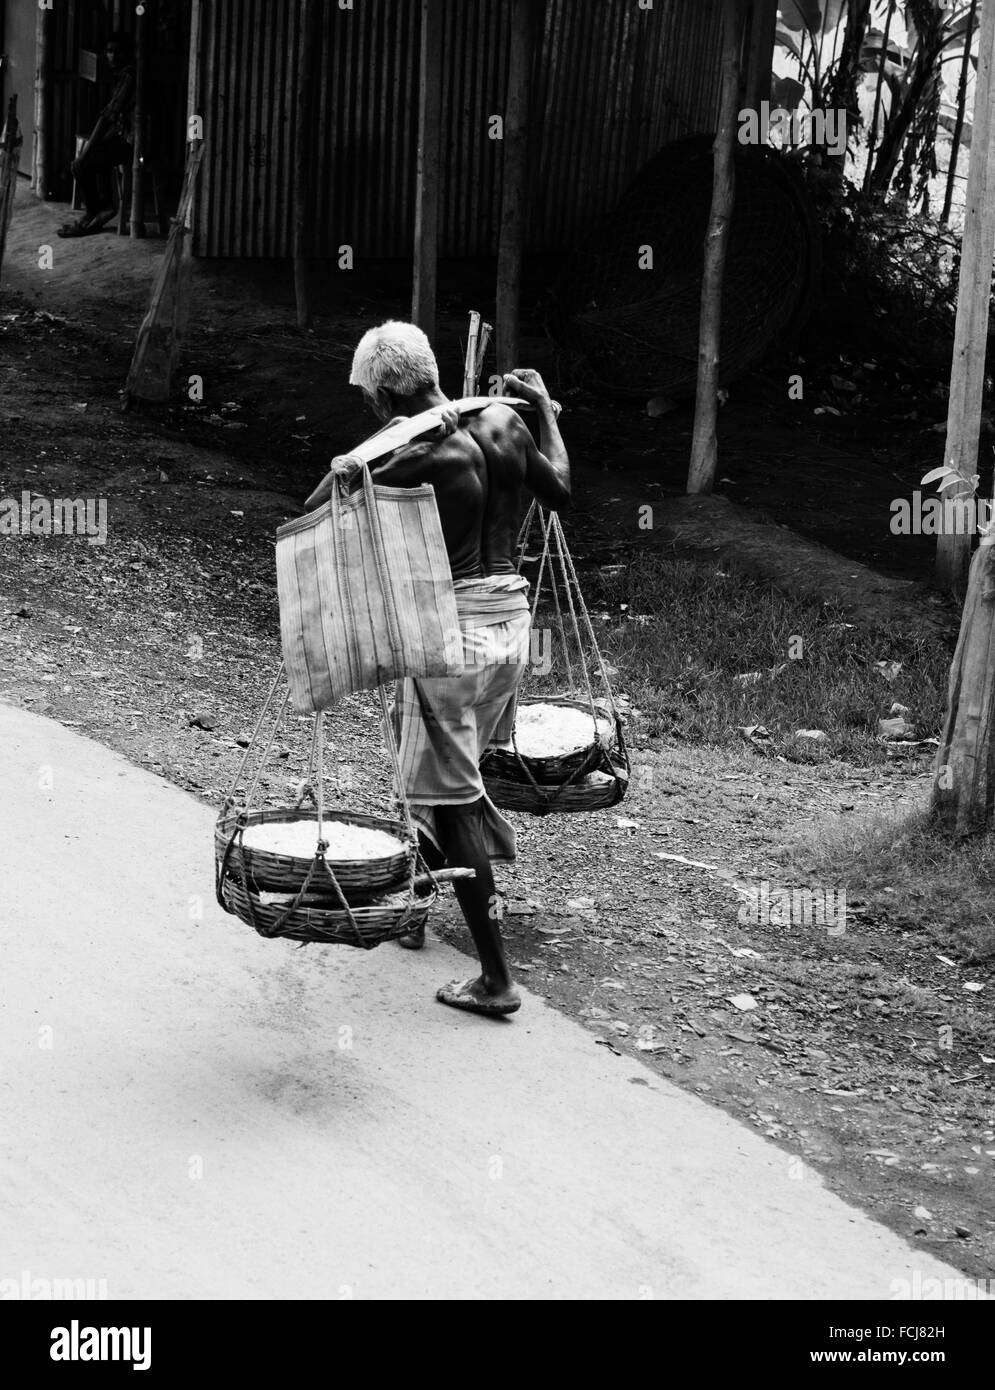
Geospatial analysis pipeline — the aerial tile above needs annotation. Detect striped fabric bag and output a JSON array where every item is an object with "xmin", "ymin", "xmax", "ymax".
[{"xmin": 276, "ymin": 463, "xmax": 464, "ymax": 712}]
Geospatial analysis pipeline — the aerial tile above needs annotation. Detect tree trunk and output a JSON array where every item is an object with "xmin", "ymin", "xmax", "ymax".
[
  {"xmin": 822, "ymin": 0, "xmax": 871, "ymax": 185},
  {"xmin": 936, "ymin": 0, "xmax": 995, "ymax": 598},
  {"xmin": 941, "ymin": 0, "xmax": 978, "ymax": 226},
  {"xmin": 863, "ymin": 0, "xmax": 896, "ymax": 196},
  {"xmin": 687, "ymin": 0, "xmax": 745, "ymax": 496}
]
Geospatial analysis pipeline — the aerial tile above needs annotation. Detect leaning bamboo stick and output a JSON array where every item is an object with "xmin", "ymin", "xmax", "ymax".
[
  {"xmin": 122, "ymin": 140, "xmax": 205, "ymax": 406},
  {"xmin": 463, "ymin": 310, "xmax": 482, "ymax": 396}
]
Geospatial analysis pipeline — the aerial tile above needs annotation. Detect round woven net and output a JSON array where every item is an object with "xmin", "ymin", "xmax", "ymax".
[{"xmin": 552, "ymin": 135, "xmax": 821, "ymax": 400}]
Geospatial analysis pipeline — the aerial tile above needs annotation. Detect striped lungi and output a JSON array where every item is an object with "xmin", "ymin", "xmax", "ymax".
[{"xmin": 393, "ymin": 574, "xmax": 531, "ymax": 863}]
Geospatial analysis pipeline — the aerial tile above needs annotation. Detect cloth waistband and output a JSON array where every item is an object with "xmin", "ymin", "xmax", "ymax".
[{"xmin": 453, "ymin": 574, "xmax": 530, "ymax": 624}]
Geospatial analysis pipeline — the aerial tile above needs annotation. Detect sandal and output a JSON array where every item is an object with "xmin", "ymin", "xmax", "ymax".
[
  {"xmin": 436, "ymin": 978, "xmax": 522, "ymax": 1017},
  {"xmin": 57, "ymin": 218, "xmax": 99, "ymax": 238}
]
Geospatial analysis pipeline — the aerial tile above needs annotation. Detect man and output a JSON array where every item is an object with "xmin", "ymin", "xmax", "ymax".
[
  {"xmin": 309, "ymin": 321, "xmax": 570, "ymax": 1017},
  {"xmin": 58, "ymin": 32, "xmax": 136, "ymax": 238}
]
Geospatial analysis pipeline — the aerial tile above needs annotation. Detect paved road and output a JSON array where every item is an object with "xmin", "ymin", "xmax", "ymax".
[{"xmin": 0, "ymin": 705, "xmax": 962, "ymax": 1299}]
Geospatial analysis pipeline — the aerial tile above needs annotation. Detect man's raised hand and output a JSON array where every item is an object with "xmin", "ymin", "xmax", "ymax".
[{"xmin": 502, "ymin": 369, "xmax": 551, "ymax": 408}]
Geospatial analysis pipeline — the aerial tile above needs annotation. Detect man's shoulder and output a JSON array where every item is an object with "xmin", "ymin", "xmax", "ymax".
[{"xmin": 462, "ymin": 400, "xmax": 527, "ymax": 442}]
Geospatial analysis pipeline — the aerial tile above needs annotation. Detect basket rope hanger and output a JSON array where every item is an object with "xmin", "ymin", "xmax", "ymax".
[
  {"xmin": 216, "ymin": 662, "xmax": 436, "ymax": 949},
  {"xmin": 459, "ymin": 310, "xmax": 627, "ymax": 814},
  {"xmin": 497, "ymin": 501, "xmax": 629, "ymax": 813}
]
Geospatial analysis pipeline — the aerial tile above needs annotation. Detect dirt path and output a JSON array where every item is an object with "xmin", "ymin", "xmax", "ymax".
[{"xmin": 0, "ymin": 703, "xmax": 969, "ymax": 1300}]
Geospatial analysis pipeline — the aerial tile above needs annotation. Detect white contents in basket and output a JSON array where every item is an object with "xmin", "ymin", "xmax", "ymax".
[
  {"xmin": 241, "ymin": 819, "xmax": 406, "ymax": 860},
  {"xmin": 501, "ymin": 703, "xmax": 614, "ymax": 758}
]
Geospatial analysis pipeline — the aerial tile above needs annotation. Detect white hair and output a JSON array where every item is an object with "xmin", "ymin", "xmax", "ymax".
[{"xmin": 349, "ymin": 320, "xmax": 440, "ymax": 399}]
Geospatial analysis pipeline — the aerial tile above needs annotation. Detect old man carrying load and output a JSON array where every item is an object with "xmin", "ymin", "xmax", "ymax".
[{"xmin": 305, "ymin": 322, "xmax": 571, "ymax": 1017}]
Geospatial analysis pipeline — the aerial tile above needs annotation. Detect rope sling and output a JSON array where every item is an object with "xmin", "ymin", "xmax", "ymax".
[
  {"xmin": 215, "ymin": 668, "xmax": 442, "ymax": 949},
  {"xmin": 479, "ymin": 501, "xmax": 630, "ymax": 815}
]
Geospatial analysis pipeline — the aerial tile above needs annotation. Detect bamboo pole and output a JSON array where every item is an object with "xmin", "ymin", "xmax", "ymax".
[
  {"xmin": 936, "ymin": 0, "xmax": 995, "ymax": 598},
  {"xmin": 130, "ymin": 0, "xmax": 150, "ymax": 238},
  {"xmin": 941, "ymin": 0, "xmax": 978, "ymax": 226},
  {"xmin": 294, "ymin": 0, "xmax": 323, "ymax": 330},
  {"xmin": 0, "ymin": 97, "xmax": 23, "ymax": 288},
  {"xmin": 463, "ymin": 310, "xmax": 482, "ymax": 396},
  {"xmin": 412, "ymin": 0, "xmax": 444, "ymax": 336},
  {"xmin": 495, "ymin": 0, "xmax": 543, "ymax": 375},
  {"xmin": 33, "ymin": 0, "xmax": 53, "ymax": 197},
  {"xmin": 687, "ymin": 0, "xmax": 746, "ymax": 497}
]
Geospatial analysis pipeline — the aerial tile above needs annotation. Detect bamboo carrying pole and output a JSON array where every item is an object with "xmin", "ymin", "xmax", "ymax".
[
  {"xmin": 0, "ymin": 97, "xmax": 23, "ymax": 288},
  {"xmin": 495, "ymin": 0, "xmax": 543, "ymax": 375},
  {"xmin": 294, "ymin": 0, "xmax": 323, "ymax": 330},
  {"xmin": 687, "ymin": 0, "xmax": 746, "ymax": 496},
  {"xmin": 412, "ymin": 0, "xmax": 444, "ymax": 336},
  {"xmin": 936, "ymin": 0, "xmax": 995, "ymax": 598},
  {"xmin": 122, "ymin": 141, "xmax": 205, "ymax": 406}
]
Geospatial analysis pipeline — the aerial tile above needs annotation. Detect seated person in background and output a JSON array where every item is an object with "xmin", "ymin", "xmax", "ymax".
[{"xmin": 58, "ymin": 31, "xmax": 136, "ymax": 238}]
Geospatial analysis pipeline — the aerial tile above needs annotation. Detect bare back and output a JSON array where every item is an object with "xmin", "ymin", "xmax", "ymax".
[{"xmin": 370, "ymin": 403, "xmax": 569, "ymax": 582}]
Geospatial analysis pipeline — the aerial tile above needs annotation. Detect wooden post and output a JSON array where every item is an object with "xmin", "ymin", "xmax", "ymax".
[
  {"xmin": 931, "ymin": 523, "xmax": 995, "ymax": 836},
  {"xmin": 495, "ymin": 0, "xmax": 543, "ymax": 376},
  {"xmin": 294, "ymin": 0, "xmax": 323, "ymax": 330},
  {"xmin": 743, "ymin": 0, "xmax": 777, "ymax": 112},
  {"xmin": 0, "ymin": 97, "xmax": 23, "ymax": 288},
  {"xmin": 412, "ymin": 0, "xmax": 444, "ymax": 336},
  {"xmin": 33, "ymin": 0, "xmax": 53, "ymax": 197},
  {"xmin": 687, "ymin": 0, "xmax": 746, "ymax": 496},
  {"xmin": 130, "ymin": 0, "xmax": 151, "ymax": 238},
  {"xmin": 936, "ymin": 0, "xmax": 995, "ymax": 598}
]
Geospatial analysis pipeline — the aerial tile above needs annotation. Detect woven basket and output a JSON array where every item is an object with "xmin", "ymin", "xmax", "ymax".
[
  {"xmin": 483, "ymin": 696, "xmax": 617, "ymax": 783},
  {"xmin": 483, "ymin": 750, "xmax": 629, "ymax": 815},
  {"xmin": 220, "ymin": 873, "xmax": 434, "ymax": 948},
  {"xmin": 214, "ymin": 807, "xmax": 413, "ymax": 898},
  {"xmin": 481, "ymin": 695, "xmax": 630, "ymax": 815}
]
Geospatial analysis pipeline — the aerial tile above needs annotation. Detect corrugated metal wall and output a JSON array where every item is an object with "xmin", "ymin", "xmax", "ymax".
[{"xmin": 193, "ymin": 0, "xmax": 723, "ymax": 260}]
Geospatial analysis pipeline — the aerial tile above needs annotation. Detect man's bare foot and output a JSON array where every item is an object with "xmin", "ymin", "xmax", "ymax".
[{"xmin": 436, "ymin": 976, "xmax": 521, "ymax": 1017}]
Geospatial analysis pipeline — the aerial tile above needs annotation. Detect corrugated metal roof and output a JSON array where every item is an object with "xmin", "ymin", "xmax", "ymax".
[{"xmin": 192, "ymin": 0, "xmax": 723, "ymax": 259}]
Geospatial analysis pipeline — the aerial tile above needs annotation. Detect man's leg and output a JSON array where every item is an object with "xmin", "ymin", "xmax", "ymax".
[
  {"xmin": 433, "ymin": 799, "xmax": 520, "ymax": 1012},
  {"xmin": 72, "ymin": 137, "xmax": 131, "ymax": 222},
  {"xmin": 396, "ymin": 830, "xmax": 443, "ymax": 949}
]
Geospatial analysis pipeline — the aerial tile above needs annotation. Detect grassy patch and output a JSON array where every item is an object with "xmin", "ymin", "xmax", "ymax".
[
  {"xmin": 778, "ymin": 805, "xmax": 995, "ymax": 961},
  {"xmin": 531, "ymin": 552, "xmax": 952, "ymax": 764}
]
